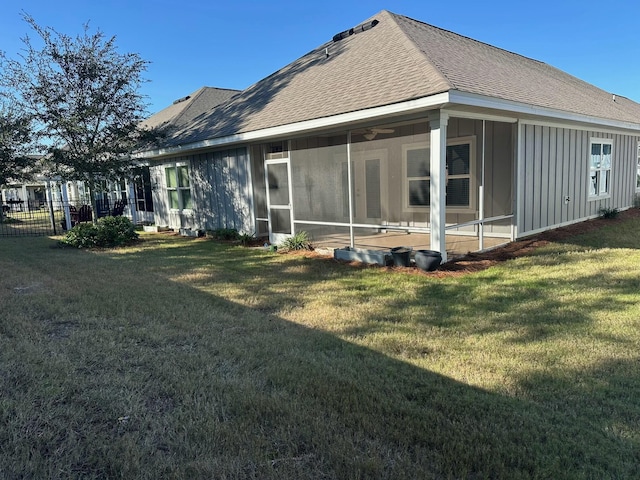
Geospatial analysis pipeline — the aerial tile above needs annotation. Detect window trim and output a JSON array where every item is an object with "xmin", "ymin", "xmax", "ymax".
[
  {"xmin": 402, "ymin": 135, "xmax": 476, "ymax": 213},
  {"xmin": 588, "ymin": 137, "xmax": 613, "ymax": 200},
  {"xmin": 165, "ymin": 163, "xmax": 193, "ymax": 211}
]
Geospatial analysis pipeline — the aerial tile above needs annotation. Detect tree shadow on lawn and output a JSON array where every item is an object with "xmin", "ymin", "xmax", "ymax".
[{"xmin": 4, "ymin": 236, "xmax": 639, "ymax": 478}]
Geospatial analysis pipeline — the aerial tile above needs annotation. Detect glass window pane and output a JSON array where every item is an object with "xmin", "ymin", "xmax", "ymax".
[
  {"xmin": 178, "ymin": 166, "xmax": 190, "ymax": 187},
  {"xmin": 181, "ymin": 189, "xmax": 193, "ymax": 209},
  {"xmin": 446, "ymin": 178, "xmax": 470, "ymax": 207},
  {"xmin": 409, "ymin": 179, "xmax": 429, "ymax": 206},
  {"xmin": 590, "ymin": 172, "xmax": 598, "ymax": 196},
  {"xmin": 600, "ymin": 170, "xmax": 609, "ymax": 194},
  {"xmin": 168, "ymin": 190, "xmax": 179, "ymax": 209},
  {"xmin": 407, "ymin": 148, "xmax": 429, "ymax": 177},
  {"xmin": 166, "ymin": 168, "xmax": 177, "ymax": 188},
  {"xmin": 601, "ymin": 146, "xmax": 612, "ymax": 169},
  {"xmin": 447, "ymin": 144, "xmax": 470, "ymax": 175}
]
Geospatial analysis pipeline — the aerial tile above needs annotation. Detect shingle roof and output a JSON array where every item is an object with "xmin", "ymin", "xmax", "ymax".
[
  {"xmin": 394, "ymin": 14, "xmax": 640, "ymax": 124},
  {"xmin": 155, "ymin": 10, "xmax": 640, "ymax": 149},
  {"xmin": 143, "ymin": 86, "xmax": 239, "ymax": 131}
]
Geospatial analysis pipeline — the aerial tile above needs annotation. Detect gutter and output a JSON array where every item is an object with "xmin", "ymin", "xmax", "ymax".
[{"xmin": 135, "ymin": 90, "xmax": 640, "ymax": 159}]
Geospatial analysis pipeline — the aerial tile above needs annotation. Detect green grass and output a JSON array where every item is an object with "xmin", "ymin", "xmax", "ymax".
[{"xmin": 1, "ymin": 220, "xmax": 640, "ymax": 479}]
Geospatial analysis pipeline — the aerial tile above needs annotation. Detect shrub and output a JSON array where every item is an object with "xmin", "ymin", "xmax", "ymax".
[
  {"xmin": 600, "ymin": 207, "xmax": 619, "ymax": 219},
  {"xmin": 279, "ymin": 231, "xmax": 312, "ymax": 252},
  {"xmin": 207, "ymin": 228, "xmax": 239, "ymax": 241},
  {"xmin": 238, "ymin": 232, "xmax": 255, "ymax": 246},
  {"xmin": 61, "ymin": 216, "xmax": 138, "ymax": 248}
]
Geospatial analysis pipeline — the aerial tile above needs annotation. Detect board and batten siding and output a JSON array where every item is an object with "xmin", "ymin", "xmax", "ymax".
[
  {"xmin": 190, "ymin": 147, "xmax": 253, "ymax": 234},
  {"xmin": 150, "ymin": 147, "xmax": 254, "ymax": 233},
  {"xmin": 519, "ymin": 123, "xmax": 638, "ymax": 236}
]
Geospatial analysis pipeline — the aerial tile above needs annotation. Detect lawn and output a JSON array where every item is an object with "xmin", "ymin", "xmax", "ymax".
[{"xmin": 1, "ymin": 217, "xmax": 640, "ymax": 479}]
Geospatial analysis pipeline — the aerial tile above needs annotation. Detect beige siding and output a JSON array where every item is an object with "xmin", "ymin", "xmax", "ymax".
[{"xmin": 519, "ymin": 124, "xmax": 638, "ymax": 236}]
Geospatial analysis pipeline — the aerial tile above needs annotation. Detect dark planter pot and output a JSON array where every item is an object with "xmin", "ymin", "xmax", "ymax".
[
  {"xmin": 414, "ymin": 250, "xmax": 442, "ymax": 272},
  {"xmin": 390, "ymin": 246, "xmax": 412, "ymax": 267}
]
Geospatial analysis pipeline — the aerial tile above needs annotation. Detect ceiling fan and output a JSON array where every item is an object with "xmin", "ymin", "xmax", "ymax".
[{"xmin": 353, "ymin": 127, "xmax": 395, "ymax": 140}]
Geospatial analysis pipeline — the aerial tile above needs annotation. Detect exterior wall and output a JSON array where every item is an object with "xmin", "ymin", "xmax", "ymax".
[
  {"xmin": 518, "ymin": 123, "xmax": 638, "ymax": 236},
  {"xmin": 150, "ymin": 147, "xmax": 254, "ymax": 233},
  {"xmin": 191, "ymin": 147, "xmax": 253, "ymax": 234}
]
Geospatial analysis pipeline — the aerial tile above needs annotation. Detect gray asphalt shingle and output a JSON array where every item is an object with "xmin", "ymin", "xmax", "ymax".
[{"xmin": 151, "ymin": 10, "xmax": 640, "ymax": 150}]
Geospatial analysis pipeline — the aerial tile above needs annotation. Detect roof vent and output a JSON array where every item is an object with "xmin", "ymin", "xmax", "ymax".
[
  {"xmin": 172, "ymin": 95, "xmax": 191, "ymax": 105},
  {"xmin": 332, "ymin": 19, "xmax": 379, "ymax": 42}
]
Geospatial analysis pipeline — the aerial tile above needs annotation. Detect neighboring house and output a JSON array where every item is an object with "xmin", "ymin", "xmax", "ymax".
[{"xmin": 136, "ymin": 10, "xmax": 640, "ymax": 261}]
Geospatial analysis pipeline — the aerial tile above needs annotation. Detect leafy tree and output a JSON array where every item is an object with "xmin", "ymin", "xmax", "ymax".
[
  {"xmin": 0, "ymin": 14, "xmax": 153, "ymax": 205},
  {"xmin": 0, "ymin": 105, "xmax": 35, "ymax": 186}
]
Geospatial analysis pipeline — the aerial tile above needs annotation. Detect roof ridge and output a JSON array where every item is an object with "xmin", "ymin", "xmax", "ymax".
[
  {"xmin": 385, "ymin": 11, "xmax": 455, "ymax": 91},
  {"xmin": 170, "ymin": 87, "xmax": 207, "ymax": 126},
  {"xmin": 393, "ymin": 12, "xmax": 545, "ymax": 67}
]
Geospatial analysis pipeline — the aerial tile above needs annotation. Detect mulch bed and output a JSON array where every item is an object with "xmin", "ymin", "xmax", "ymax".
[
  {"xmin": 305, "ymin": 208, "xmax": 640, "ymax": 277},
  {"xmin": 433, "ymin": 208, "xmax": 640, "ymax": 277}
]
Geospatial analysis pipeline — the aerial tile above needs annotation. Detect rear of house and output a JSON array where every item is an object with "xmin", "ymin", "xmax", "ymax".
[{"xmin": 138, "ymin": 10, "xmax": 640, "ymax": 261}]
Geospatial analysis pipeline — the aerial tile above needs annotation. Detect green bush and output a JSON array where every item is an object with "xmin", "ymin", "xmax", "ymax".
[
  {"xmin": 600, "ymin": 207, "xmax": 619, "ymax": 219},
  {"xmin": 238, "ymin": 232, "xmax": 255, "ymax": 246},
  {"xmin": 207, "ymin": 228, "xmax": 239, "ymax": 241},
  {"xmin": 61, "ymin": 216, "xmax": 138, "ymax": 248},
  {"xmin": 279, "ymin": 231, "xmax": 312, "ymax": 251}
]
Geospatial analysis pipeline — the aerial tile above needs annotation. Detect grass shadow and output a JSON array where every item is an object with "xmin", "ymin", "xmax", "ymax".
[{"xmin": 1, "ymin": 235, "xmax": 639, "ymax": 478}]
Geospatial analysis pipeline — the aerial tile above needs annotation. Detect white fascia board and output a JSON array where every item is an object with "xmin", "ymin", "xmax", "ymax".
[
  {"xmin": 449, "ymin": 91, "xmax": 640, "ymax": 133},
  {"xmin": 134, "ymin": 93, "xmax": 450, "ymax": 159}
]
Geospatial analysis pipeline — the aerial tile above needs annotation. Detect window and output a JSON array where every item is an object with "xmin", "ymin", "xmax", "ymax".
[
  {"xmin": 589, "ymin": 138, "xmax": 612, "ymax": 198},
  {"xmin": 403, "ymin": 136, "xmax": 475, "ymax": 211},
  {"xmin": 166, "ymin": 165, "xmax": 192, "ymax": 210},
  {"xmin": 636, "ymin": 141, "xmax": 640, "ymax": 191}
]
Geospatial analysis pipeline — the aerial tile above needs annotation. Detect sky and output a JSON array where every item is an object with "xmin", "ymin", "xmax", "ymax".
[{"xmin": 1, "ymin": 0, "xmax": 639, "ymax": 115}]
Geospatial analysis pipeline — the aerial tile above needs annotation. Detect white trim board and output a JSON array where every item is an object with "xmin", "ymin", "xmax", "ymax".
[{"xmin": 136, "ymin": 90, "xmax": 640, "ymax": 160}]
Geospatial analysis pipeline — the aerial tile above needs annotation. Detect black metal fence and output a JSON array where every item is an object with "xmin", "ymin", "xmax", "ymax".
[
  {"xmin": 0, "ymin": 198, "xmax": 147, "ymax": 237},
  {"xmin": 0, "ymin": 200, "xmax": 62, "ymax": 237}
]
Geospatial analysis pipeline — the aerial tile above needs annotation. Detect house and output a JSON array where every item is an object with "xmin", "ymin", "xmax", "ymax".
[{"xmin": 136, "ymin": 10, "xmax": 640, "ymax": 262}]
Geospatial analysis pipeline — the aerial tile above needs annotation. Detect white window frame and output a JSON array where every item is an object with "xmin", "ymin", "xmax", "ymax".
[
  {"xmin": 588, "ymin": 138, "xmax": 612, "ymax": 200},
  {"xmin": 165, "ymin": 163, "xmax": 193, "ymax": 211},
  {"xmin": 402, "ymin": 136, "xmax": 476, "ymax": 213}
]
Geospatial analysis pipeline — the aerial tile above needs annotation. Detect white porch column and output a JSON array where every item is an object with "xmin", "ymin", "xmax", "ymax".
[
  {"xmin": 429, "ymin": 111, "xmax": 448, "ymax": 263},
  {"xmin": 127, "ymin": 181, "xmax": 138, "ymax": 225},
  {"xmin": 61, "ymin": 182, "xmax": 72, "ymax": 231}
]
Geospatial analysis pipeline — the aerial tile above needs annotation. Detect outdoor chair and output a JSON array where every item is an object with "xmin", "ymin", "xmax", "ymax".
[
  {"xmin": 69, "ymin": 205, "xmax": 92, "ymax": 226},
  {"xmin": 111, "ymin": 199, "xmax": 126, "ymax": 217}
]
